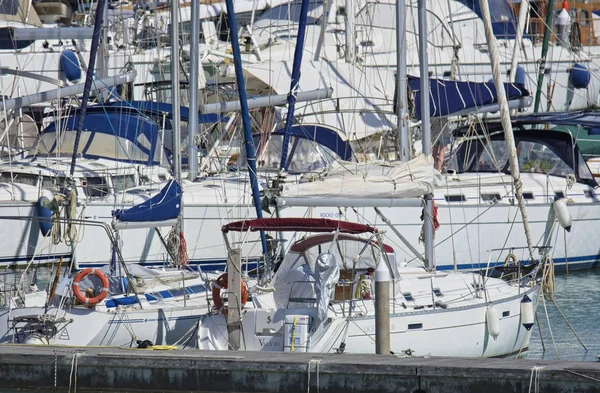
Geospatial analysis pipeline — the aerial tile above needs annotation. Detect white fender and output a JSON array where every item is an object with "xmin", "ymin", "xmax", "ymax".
[
  {"xmin": 520, "ymin": 295, "xmax": 534, "ymax": 331},
  {"xmin": 486, "ymin": 306, "xmax": 500, "ymax": 340},
  {"xmin": 553, "ymin": 198, "xmax": 572, "ymax": 232}
]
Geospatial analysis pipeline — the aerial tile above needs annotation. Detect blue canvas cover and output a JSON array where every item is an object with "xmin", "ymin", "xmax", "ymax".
[
  {"xmin": 455, "ymin": 0, "xmax": 520, "ymax": 39},
  {"xmin": 407, "ymin": 76, "xmax": 529, "ymax": 120},
  {"xmin": 272, "ymin": 125, "xmax": 353, "ymax": 161},
  {"xmin": 113, "ymin": 179, "xmax": 182, "ymax": 222},
  {"xmin": 511, "ymin": 111, "xmax": 600, "ymax": 134},
  {"xmin": 42, "ymin": 112, "xmax": 161, "ymax": 165}
]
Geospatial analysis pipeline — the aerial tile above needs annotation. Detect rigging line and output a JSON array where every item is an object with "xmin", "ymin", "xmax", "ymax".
[{"xmin": 401, "ymin": 190, "xmax": 513, "ymax": 265}]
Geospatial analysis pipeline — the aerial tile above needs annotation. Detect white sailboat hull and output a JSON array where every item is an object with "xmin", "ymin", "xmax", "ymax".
[
  {"xmin": 199, "ymin": 286, "xmax": 537, "ymax": 358},
  {"xmin": 0, "ymin": 171, "xmax": 596, "ymax": 271}
]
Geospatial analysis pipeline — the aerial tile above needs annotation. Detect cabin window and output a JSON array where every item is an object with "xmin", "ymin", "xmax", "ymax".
[
  {"xmin": 522, "ymin": 192, "xmax": 535, "ymax": 200},
  {"xmin": 0, "ymin": 172, "xmax": 37, "ymax": 186},
  {"xmin": 502, "ymin": 311, "xmax": 510, "ymax": 317},
  {"xmin": 255, "ymin": 1, "xmax": 322, "ymax": 26},
  {"xmin": 0, "ymin": 0, "xmax": 19, "ymax": 15},
  {"xmin": 112, "ymin": 174, "xmax": 136, "ymax": 193},
  {"xmin": 584, "ymin": 190, "xmax": 595, "ymax": 198},
  {"xmin": 0, "ymin": 27, "xmax": 33, "ymax": 49},
  {"xmin": 41, "ymin": 176, "xmax": 68, "ymax": 194},
  {"xmin": 408, "ymin": 323, "xmax": 423, "ymax": 330},
  {"xmin": 481, "ymin": 193, "xmax": 501, "ymax": 202},
  {"xmin": 470, "ymin": 140, "xmax": 510, "ymax": 172},
  {"xmin": 517, "ymin": 141, "xmax": 574, "ymax": 177},
  {"xmin": 444, "ymin": 194, "xmax": 466, "ymax": 202},
  {"xmin": 433, "ymin": 288, "xmax": 443, "ymax": 297},
  {"xmin": 403, "ymin": 293, "xmax": 414, "ymax": 301},
  {"xmin": 84, "ymin": 177, "xmax": 109, "ymax": 198},
  {"xmin": 580, "ymin": 9, "xmax": 590, "ymax": 26}
]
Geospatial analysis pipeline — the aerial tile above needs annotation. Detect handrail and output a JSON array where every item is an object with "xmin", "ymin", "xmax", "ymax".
[{"xmin": 0, "ymin": 215, "xmax": 128, "ymax": 277}]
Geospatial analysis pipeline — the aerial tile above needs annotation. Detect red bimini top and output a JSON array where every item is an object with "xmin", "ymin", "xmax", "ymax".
[{"xmin": 221, "ymin": 218, "xmax": 377, "ymax": 234}]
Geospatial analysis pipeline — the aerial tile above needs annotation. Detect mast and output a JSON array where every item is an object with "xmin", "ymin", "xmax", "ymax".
[
  {"xmin": 279, "ymin": 0, "xmax": 311, "ymax": 170},
  {"xmin": 170, "ymin": 0, "xmax": 182, "ymax": 186},
  {"xmin": 345, "ymin": 0, "xmax": 354, "ymax": 63},
  {"xmin": 533, "ymin": 0, "xmax": 556, "ymax": 113},
  {"xmin": 188, "ymin": 0, "xmax": 200, "ymax": 181},
  {"xmin": 69, "ymin": 0, "xmax": 107, "ymax": 177},
  {"xmin": 396, "ymin": 0, "xmax": 409, "ymax": 161},
  {"xmin": 479, "ymin": 0, "xmax": 535, "ymax": 261},
  {"xmin": 224, "ymin": 0, "xmax": 269, "ymax": 273},
  {"xmin": 314, "ymin": 0, "xmax": 332, "ymax": 61},
  {"xmin": 98, "ymin": 0, "xmax": 109, "ymax": 81},
  {"xmin": 509, "ymin": 0, "xmax": 529, "ymax": 82},
  {"xmin": 417, "ymin": 0, "xmax": 434, "ymax": 270}
]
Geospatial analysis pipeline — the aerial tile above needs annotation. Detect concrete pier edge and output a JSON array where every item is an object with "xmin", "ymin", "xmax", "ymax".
[{"xmin": 0, "ymin": 344, "xmax": 599, "ymax": 392}]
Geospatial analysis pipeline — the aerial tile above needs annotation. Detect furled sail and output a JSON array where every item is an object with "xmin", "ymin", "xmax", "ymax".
[
  {"xmin": 278, "ymin": 154, "xmax": 434, "ymax": 206},
  {"xmin": 406, "ymin": 76, "xmax": 530, "ymax": 120}
]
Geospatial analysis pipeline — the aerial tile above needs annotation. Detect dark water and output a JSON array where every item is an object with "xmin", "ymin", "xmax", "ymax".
[{"xmin": 527, "ymin": 269, "xmax": 600, "ymax": 362}]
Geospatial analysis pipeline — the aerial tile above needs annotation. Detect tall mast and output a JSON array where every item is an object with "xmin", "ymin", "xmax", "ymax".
[
  {"xmin": 479, "ymin": 0, "xmax": 535, "ymax": 261},
  {"xmin": 188, "ymin": 0, "xmax": 200, "ymax": 181},
  {"xmin": 533, "ymin": 0, "xmax": 556, "ymax": 112},
  {"xmin": 279, "ymin": 0, "xmax": 311, "ymax": 170},
  {"xmin": 509, "ymin": 0, "xmax": 529, "ymax": 82},
  {"xmin": 396, "ymin": 0, "xmax": 409, "ymax": 161},
  {"xmin": 69, "ymin": 0, "xmax": 107, "ymax": 177},
  {"xmin": 170, "ymin": 0, "xmax": 182, "ymax": 185},
  {"xmin": 345, "ymin": 0, "xmax": 354, "ymax": 63},
  {"xmin": 417, "ymin": 0, "xmax": 434, "ymax": 270},
  {"xmin": 224, "ymin": 0, "xmax": 269, "ymax": 273}
]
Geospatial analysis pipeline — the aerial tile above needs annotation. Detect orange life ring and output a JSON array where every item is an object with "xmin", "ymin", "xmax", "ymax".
[
  {"xmin": 72, "ymin": 268, "xmax": 109, "ymax": 306},
  {"xmin": 212, "ymin": 273, "xmax": 248, "ymax": 315}
]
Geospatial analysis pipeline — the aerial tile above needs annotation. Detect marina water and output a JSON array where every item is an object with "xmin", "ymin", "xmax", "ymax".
[{"xmin": 527, "ymin": 268, "xmax": 600, "ymax": 361}]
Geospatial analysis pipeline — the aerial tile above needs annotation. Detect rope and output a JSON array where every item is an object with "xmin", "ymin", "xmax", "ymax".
[
  {"xmin": 306, "ymin": 359, "xmax": 322, "ymax": 393},
  {"xmin": 528, "ymin": 366, "xmax": 544, "ymax": 393},
  {"xmin": 179, "ymin": 232, "xmax": 189, "ymax": 266},
  {"xmin": 51, "ymin": 201, "xmax": 62, "ymax": 246},
  {"xmin": 166, "ymin": 227, "xmax": 180, "ymax": 266},
  {"xmin": 541, "ymin": 256, "xmax": 555, "ymax": 299},
  {"xmin": 68, "ymin": 352, "xmax": 82, "ymax": 393},
  {"xmin": 65, "ymin": 189, "xmax": 78, "ymax": 246}
]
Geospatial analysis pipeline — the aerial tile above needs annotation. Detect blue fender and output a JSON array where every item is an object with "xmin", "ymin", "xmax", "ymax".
[
  {"xmin": 37, "ymin": 196, "xmax": 53, "ymax": 237},
  {"xmin": 570, "ymin": 63, "xmax": 591, "ymax": 89},
  {"xmin": 60, "ymin": 50, "xmax": 81, "ymax": 82}
]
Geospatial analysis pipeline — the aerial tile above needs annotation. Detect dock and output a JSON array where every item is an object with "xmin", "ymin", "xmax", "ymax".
[{"xmin": 0, "ymin": 344, "xmax": 599, "ymax": 392}]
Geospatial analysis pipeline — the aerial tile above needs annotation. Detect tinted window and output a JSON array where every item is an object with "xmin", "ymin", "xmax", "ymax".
[
  {"xmin": 112, "ymin": 174, "xmax": 136, "ymax": 193},
  {"xmin": 0, "ymin": 0, "xmax": 19, "ymax": 15},
  {"xmin": 0, "ymin": 28, "xmax": 34, "ymax": 50},
  {"xmin": 0, "ymin": 172, "xmax": 37, "ymax": 186},
  {"xmin": 84, "ymin": 177, "xmax": 109, "ymax": 198}
]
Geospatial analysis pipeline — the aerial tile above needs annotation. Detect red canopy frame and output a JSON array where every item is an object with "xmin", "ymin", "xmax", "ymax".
[{"xmin": 221, "ymin": 218, "xmax": 377, "ymax": 234}]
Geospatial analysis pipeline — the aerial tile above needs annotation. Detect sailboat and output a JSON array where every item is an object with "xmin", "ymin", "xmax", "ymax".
[
  {"xmin": 194, "ymin": 0, "xmax": 539, "ymax": 358},
  {"xmin": 199, "ymin": 216, "xmax": 538, "ymax": 357},
  {"xmin": 0, "ymin": 178, "xmax": 221, "ymax": 347},
  {"xmin": 0, "ymin": 0, "xmax": 220, "ymax": 348}
]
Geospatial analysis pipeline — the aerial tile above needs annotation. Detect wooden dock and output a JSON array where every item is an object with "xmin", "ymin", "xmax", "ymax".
[{"xmin": 0, "ymin": 344, "xmax": 598, "ymax": 392}]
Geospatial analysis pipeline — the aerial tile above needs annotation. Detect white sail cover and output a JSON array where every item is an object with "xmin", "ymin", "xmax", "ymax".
[{"xmin": 281, "ymin": 154, "xmax": 434, "ymax": 201}]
